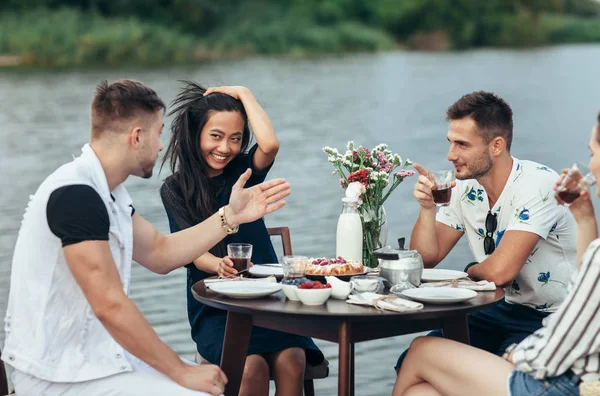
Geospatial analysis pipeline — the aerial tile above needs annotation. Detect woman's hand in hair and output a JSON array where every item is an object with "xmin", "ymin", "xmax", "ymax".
[{"xmin": 204, "ymin": 86, "xmax": 251, "ymax": 101}]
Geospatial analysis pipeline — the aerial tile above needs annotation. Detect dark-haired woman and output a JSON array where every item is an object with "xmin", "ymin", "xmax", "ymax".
[{"xmin": 160, "ymin": 84, "xmax": 323, "ymax": 396}]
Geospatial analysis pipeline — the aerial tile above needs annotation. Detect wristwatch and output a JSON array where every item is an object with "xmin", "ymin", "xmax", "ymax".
[{"xmin": 218, "ymin": 206, "xmax": 239, "ymax": 235}]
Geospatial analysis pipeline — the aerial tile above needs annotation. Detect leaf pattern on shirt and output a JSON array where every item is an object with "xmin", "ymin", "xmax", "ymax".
[
  {"xmin": 534, "ymin": 302, "xmax": 553, "ymax": 311},
  {"xmin": 514, "ymin": 207, "xmax": 531, "ymax": 224},
  {"xmin": 540, "ymin": 189, "xmax": 550, "ymax": 203},
  {"xmin": 538, "ymin": 271, "xmax": 566, "ymax": 287},
  {"xmin": 526, "ymin": 247, "xmax": 539, "ymax": 265},
  {"xmin": 496, "ymin": 229, "xmax": 505, "ymax": 246},
  {"xmin": 461, "ymin": 187, "xmax": 484, "ymax": 205},
  {"xmin": 513, "ymin": 162, "xmax": 525, "ymax": 182},
  {"xmin": 511, "ymin": 280, "xmax": 522, "ymax": 295},
  {"xmin": 536, "ymin": 166, "xmax": 552, "ymax": 172},
  {"xmin": 476, "ymin": 227, "xmax": 485, "ymax": 239}
]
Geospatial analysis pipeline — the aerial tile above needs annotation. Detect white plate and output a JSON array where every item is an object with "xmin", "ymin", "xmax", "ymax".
[
  {"xmin": 206, "ymin": 281, "xmax": 282, "ymax": 299},
  {"xmin": 421, "ymin": 269, "xmax": 468, "ymax": 282},
  {"xmin": 402, "ymin": 287, "xmax": 477, "ymax": 304},
  {"xmin": 249, "ymin": 264, "xmax": 283, "ymax": 277}
]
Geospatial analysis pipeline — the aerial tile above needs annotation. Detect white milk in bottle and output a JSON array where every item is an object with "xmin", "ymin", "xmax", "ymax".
[{"xmin": 336, "ymin": 197, "xmax": 363, "ymax": 261}]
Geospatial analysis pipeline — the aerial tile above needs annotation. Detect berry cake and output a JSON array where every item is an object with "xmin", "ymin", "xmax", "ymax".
[{"xmin": 305, "ymin": 256, "xmax": 364, "ymax": 276}]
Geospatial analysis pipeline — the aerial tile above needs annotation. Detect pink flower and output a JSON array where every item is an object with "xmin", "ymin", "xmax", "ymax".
[
  {"xmin": 395, "ymin": 169, "xmax": 416, "ymax": 178},
  {"xmin": 362, "ymin": 147, "xmax": 371, "ymax": 160},
  {"xmin": 339, "ymin": 178, "xmax": 347, "ymax": 188}
]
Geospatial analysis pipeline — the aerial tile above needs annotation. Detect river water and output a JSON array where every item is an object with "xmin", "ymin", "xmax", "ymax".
[{"xmin": 1, "ymin": 45, "xmax": 599, "ymax": 395}]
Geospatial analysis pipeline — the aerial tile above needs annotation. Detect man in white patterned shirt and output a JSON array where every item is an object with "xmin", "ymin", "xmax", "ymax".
[
  {"xmin": 392, "ymin": 110, "xmax": 600, "ymax": 396},
  {"xmin": 395, "ymin": 91, "xmax": 577, "ymax": 370}
]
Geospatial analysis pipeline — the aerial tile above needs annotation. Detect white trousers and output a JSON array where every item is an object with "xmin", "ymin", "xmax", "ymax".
[{"xmin": 11, "ymin": 352, "xmax": 216, "ymax": 396}]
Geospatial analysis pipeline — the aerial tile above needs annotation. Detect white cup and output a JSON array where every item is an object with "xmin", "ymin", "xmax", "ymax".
[
  {"xmin": 350, "ymin": 276, "xmax": 384, "ymax": 293},
  {"xmin": 325, "ymin": 276, "xmax": 354, "ymax": 299}
]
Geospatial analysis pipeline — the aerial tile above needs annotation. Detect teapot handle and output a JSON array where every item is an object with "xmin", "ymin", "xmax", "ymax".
[{"xmin": 398, "ymin": 237, "xmax": 406, "ymax": 250}]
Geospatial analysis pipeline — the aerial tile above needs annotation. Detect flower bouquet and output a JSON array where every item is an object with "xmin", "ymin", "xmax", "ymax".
[{"xmin": 323, "ymin": 142, "xmax": 415, "ymax": 268}]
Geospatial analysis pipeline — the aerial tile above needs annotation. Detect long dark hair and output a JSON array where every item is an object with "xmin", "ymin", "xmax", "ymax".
[{"xmin": 161, "ymin": 81, "xmax": 251, "ymax": 256}]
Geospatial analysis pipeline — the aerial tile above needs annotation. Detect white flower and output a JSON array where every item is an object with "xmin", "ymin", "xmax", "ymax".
[
  {"xmin": 345, "ymin": 181, "xmax": 365, "ymax": 203},
  {"xmin": 372, "ymin": 143, "xmax": 388, "ymax": 152},
  {"xmin": 347, "ymin": 141, "xmax": 355, "ymax": 151},
  {"xmin": 362, "ymin": 207, "xmax": 376, "ymax": 222}
]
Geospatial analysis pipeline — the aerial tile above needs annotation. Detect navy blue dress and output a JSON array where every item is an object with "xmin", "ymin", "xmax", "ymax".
[{"xmin": 160, "ymin": 144, "xmax": 323, "ymax": 365}]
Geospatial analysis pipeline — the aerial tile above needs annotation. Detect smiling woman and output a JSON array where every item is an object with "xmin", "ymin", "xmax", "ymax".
[{"xmin": 158, "ymin": 82, "xmax": 324, "ymax": 396}]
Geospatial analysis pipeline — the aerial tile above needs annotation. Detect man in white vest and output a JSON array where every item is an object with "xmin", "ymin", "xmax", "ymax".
[{"xmin": 2, "ymin": 80, "xmax": 290, "ymax": 396}]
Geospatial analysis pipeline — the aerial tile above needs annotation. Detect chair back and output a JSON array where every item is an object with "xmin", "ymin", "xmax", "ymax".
[
  {"xmin": 267, "ymin": 227, "xmax": 293, "ymax": 256},
  {"xmin": 0, "ymin": 348, "xmax": 9, "ymax": 395}
]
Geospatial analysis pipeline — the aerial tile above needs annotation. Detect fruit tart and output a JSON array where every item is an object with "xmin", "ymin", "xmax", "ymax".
[{"xmin": 305, "ymin": 256, "xmax": 364, "ymax": 276}]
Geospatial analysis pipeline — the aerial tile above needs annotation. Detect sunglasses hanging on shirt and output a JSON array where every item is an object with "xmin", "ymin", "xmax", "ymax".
[{"xmin": 484, "ymin": 211, "xmax": 498, "ymax": 255}]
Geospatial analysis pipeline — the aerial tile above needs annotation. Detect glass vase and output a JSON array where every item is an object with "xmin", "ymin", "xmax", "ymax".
[{"xmin": 361, "ymin": 206, "xmax": 387, "ymax": 268}]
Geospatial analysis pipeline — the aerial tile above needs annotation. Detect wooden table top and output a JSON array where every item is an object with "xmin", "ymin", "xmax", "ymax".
[{"xmin": 192, "ymin": 281, "xmax": 505, "ymax": 322}]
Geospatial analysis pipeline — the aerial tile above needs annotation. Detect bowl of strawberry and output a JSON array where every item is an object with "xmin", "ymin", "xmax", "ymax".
[{"xmin": 295, "ymin": 280, "xmax": 332, "ymax": 305}]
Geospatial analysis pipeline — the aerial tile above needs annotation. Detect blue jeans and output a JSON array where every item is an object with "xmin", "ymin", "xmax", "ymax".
[
  {"xmin": 509, "ymin": 370, "xmax": 580, "ymax": 395},
  {"xmin": 396, "ymin": 299, "xmax": 550, "ymax": 369}
]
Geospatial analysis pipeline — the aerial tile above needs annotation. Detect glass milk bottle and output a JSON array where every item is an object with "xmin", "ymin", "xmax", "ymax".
[{"xmin": 336, "ymin": 197, "xmax": 363, "ymax": 261}]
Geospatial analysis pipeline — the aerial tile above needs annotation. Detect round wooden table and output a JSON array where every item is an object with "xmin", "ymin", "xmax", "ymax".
[{"xmin": 192, "ymin": 281, "xmax": 504, "ymax": 396}]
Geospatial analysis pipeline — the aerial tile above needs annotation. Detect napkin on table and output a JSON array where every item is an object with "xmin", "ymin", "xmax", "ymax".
[{"xmin": 346, "ymin": 292, "xmax": 423, "ymax": 312}]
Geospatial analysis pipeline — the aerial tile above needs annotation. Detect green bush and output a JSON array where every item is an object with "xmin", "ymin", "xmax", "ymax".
[
  {"xmin": 0, "ymin": 8, "xmax": 199, "ymax": 67},
  {"xmin": 544, "ymin": 14, "xmax": 600, "ymax": 43}
]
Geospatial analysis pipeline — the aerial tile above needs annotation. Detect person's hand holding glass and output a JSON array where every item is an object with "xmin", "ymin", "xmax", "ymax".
[
  {"xmin": 413, "ymin": 164, "xmax": 457, "ymax": 209},
  {"xmin": 555, "ymin": 163, "xmax": 596, "ymax": 206}
]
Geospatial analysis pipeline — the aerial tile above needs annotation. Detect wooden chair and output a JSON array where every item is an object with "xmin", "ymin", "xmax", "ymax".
[
  {"xmin": 267, "ymin": 227, "xmax": 329, "ymax": 396},
  {"xmin": 0, "ymin": 348, "xmax": 12, "ymax": 395}
]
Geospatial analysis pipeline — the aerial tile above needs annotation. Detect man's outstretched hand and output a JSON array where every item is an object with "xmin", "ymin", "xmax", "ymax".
[{"xmin": 226, "ymin": 169, "xmax": 291, "ymax": 226}]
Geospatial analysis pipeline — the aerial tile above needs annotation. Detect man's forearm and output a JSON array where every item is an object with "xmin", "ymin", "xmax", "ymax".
[
  {"xmin": 410, "ymin": 208, "xmax": 439, "ymax": 267},
  {"xmin": 96, "ymin": 295, "xmax": 185, "ymax": 381},
  {"xmin": 153, "ymin": 211, "xmax": 231, "ymax": 273}
]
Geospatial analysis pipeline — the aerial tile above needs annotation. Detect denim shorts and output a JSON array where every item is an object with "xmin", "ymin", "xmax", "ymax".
[{"xmin": 508, "ymin": 370, "xmax": 580, "ymax": 396}]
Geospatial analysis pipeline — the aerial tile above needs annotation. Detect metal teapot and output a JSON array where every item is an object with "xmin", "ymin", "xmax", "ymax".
[{"xmin": 374, "ymin": 238, "xmax": 423, "ymax": 290}]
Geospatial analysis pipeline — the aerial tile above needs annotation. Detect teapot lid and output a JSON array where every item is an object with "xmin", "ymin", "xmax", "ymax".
[{"xmin": 373, "ymin": 237, "xmax": 420, "ymax": 260}]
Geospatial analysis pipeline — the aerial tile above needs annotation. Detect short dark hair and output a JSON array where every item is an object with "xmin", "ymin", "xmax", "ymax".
[
  {"xmin": 446, "ymin": 91, "xmax": 513, "ymax": 151},
  {"xmin": 91, "ymin": 79, "xmax": 165, "ymax": 137}
]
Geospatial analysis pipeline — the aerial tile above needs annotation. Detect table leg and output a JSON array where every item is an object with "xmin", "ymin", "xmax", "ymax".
[
  {"xmin": 338, "ymin": 320, "xmax": 351, "ymax": 396},
  {"xmin": 220, "ymin": 311, "xmax": 253, "ymax": 396},
  {"xmin": 349, "ymin": 341, "xmax": 355, "ymax": 396},
  {"xmin": 442, "ymin": 314, "xmax": 470, "ymax": 344}
]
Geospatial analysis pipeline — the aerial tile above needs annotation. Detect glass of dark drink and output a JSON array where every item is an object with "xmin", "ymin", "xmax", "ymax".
[
  {"xmin": 428, "ymin": 170, "xmax": 456, "ymax": 207},
  {"xmin": 227, "ymin": 243, "xmax": 253, "ymax": 272},
  {"xmin": 555, "ymin": 163, "xmax": 596, "ymax": 206}
]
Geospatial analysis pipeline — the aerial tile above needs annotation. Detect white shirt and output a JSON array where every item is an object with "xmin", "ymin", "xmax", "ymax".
[
  {"xmin": 509, "ymin": 239, "xmax": 600, "ymax": 382},
  {"xmin": 437, "ymin": 157, "xmax": 576, "ymax": 312},
  {"xmin": 2, "ymin": 144, "xmax": 135, "ymax": 382}
]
